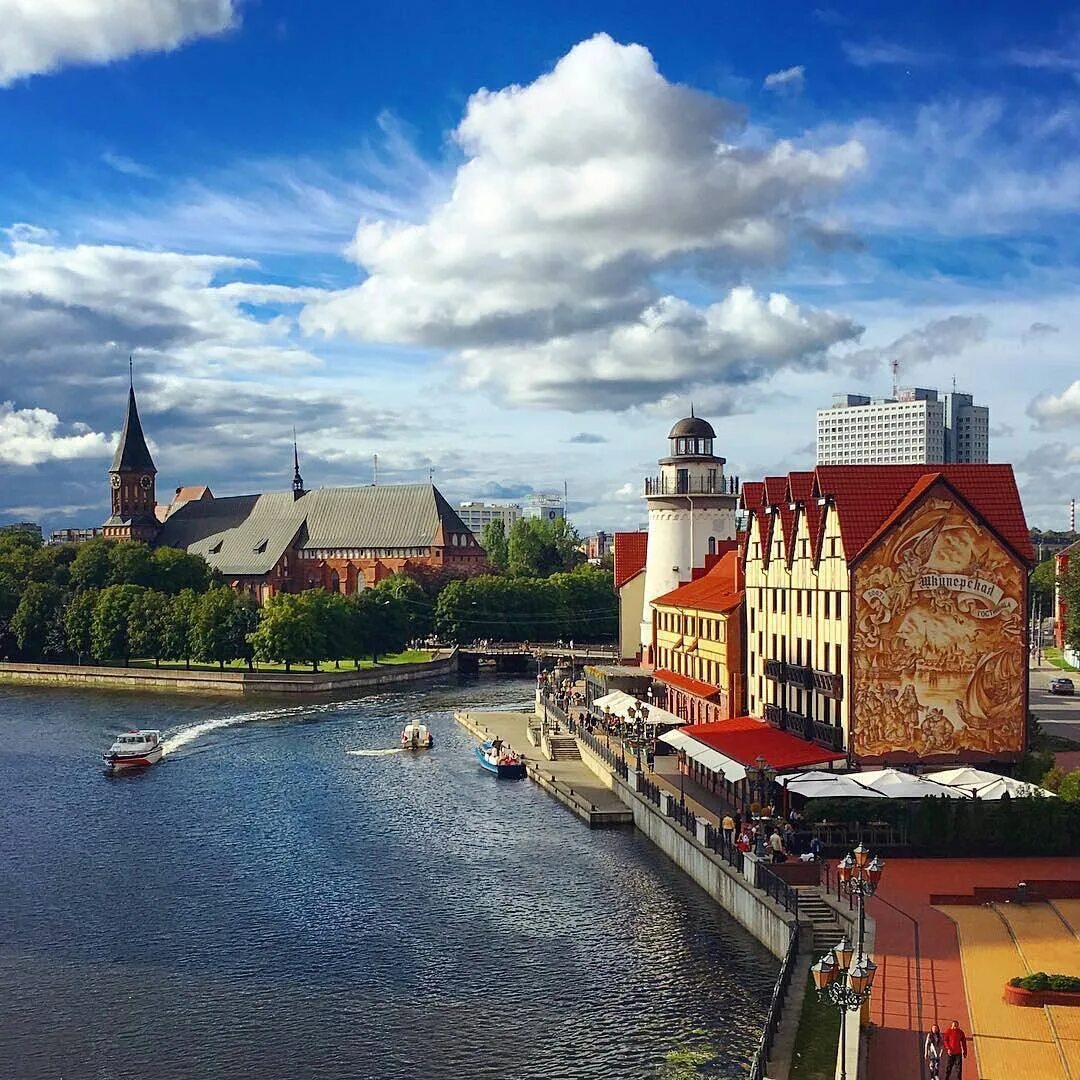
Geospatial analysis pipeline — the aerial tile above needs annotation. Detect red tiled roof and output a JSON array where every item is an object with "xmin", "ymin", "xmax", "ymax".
[
  {"xmin": 688, "ymin": 717, "xmax": 847, "ymax": 770},
  {"xmin": 652, "ymin": 549, "xmax": 742, "ymax": 612},
  {"xmin": 814, "ymin": 465, "xmax": 1034, "ymax": 565},
  {"xmin": 653, "ymin": 669, "xmax": 720, "ymax": 700},
  {"xmin": 763, "ymin": 475, "xmax": 788, "ymax": 507},
  {"xmin": 741, "ymin": 481, "xmax": 765, "ymax": 510},
  {"xmin": 613, "ymin": 531, "xmax": 648, "ymax": 588},
  {"xmin": 789, "ymin": 471, "xmax": 815, "ymax": 501}
]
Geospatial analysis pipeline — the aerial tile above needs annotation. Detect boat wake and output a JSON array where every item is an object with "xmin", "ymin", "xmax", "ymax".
[
  {"xmin": 161, "ymin": 706, "xmax": 299, "ymax": 757},
  {"xmin": 346, "ymin": 748, "xmax": 406, "ymax": 757}
]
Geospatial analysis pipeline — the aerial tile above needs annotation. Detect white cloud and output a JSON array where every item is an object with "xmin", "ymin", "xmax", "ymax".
[
  {"xmin": 763, "ymin": 65, "xmax": 805, "ymax": 93},
  {"xmin": 0, "ymin": 402, "xmax": 112, "ymax": 465},
  {"xmin": 0, "ymin": 0, "xmax": 236, "ymax": 86},
  {"xmin": 302, "ymin": 34, "xmax": 866, "ymax": 409},
  {"xmin": 102, "ymin": 151, "xmax": 156, "ymax": 179},
  {"xmin": 837, "ymin": 314, "xmax": 989, "ymax": 379},
  {"xmin": 842, "ymin": 40, "xmax": 936, "ymax": 68},
  {"xmin": 1028, "ymin": 381, "xmax": 1080, "ymax": 428}
]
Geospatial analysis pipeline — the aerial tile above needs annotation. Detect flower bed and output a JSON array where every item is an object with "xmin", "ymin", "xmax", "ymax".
[{"xmin": 1004, "ymin": 973, "xmax": 1080, "ymax": 1007}]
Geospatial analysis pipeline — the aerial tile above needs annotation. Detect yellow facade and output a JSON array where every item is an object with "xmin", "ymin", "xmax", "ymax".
[
  {"xmin": 652, "ymin": 600, "xmax": 741, "ymax": 719},
  {"xmin": 618, "ymin": 571, "xmax": 646, "ymax": 661}
]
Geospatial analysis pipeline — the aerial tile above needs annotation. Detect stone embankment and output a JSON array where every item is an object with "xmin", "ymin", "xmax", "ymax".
[{"xmin": 0, "ymin": 652, "xmax": 457, "ymax": 696}]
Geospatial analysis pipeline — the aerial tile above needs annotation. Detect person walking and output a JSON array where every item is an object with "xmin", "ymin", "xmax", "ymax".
[
  {"xmin": 769, "ymin": 829, "xmax": 785, "ymax": 863},
  {"xmin": 924, "ymin": 1024, "xmax": 944, "ymax": 1079},
  {"xmin": 721, "ymin": 814, "xmax": 735, "ymax": 847},
  {"xmin": 942, "ymin": 1019, "xmax": 968, "ymax": 1079}
]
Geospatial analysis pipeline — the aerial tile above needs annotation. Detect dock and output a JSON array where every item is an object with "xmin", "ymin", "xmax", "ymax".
[{"xmin": 454, "ymin": 710, "xmax": 632, "ymax": 828}]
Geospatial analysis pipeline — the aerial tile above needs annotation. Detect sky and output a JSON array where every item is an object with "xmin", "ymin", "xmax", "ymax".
[{"xmin": 1, "ymin": 0, "xmax": 1079, "ymax": 538}]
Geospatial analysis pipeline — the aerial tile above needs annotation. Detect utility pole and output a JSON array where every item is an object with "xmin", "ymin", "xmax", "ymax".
[{"xmin": 373, "ymin": 453, "xmax": 378, "ymax": 486}]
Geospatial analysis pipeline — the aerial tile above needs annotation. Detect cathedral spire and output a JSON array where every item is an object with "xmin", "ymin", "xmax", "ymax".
[
  {"xmin": 292, "ymin": 428, "xmax": 305, "ymax": 500},
  {"xmin": 110, "ymin": 378, "xmax": 156, "ymax": 474}
]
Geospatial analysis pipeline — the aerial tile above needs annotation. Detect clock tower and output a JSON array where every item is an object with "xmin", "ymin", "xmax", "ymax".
[{"xmin": 103, "ymin": 377, "xmax": 160, "ymax": 543}]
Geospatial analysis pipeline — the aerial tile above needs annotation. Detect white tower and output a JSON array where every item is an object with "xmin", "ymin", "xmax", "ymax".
[{"xmin": 640, "ymin": 411, "xmax": 738, "ymax": 658}]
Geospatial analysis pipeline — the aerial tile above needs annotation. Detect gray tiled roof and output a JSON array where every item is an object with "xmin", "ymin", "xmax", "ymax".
[{"xmin": 156, "ymin": 484, "xmax": 472, "ymax": 577}]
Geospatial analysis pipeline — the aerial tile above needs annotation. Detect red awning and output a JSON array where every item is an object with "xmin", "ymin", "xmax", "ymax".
[
  {"xmin": 653, "ymin": 668, "xmax": 720, "ymax": 700},
  {"xmin": 686, "ymin": 717, "xmax": 846, "ymax": 771}
]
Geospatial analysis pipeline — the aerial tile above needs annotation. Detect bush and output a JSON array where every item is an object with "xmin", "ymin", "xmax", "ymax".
[{"xmin": 1009, "ymin": 972, "xmax": 1080, "ymax": 993}]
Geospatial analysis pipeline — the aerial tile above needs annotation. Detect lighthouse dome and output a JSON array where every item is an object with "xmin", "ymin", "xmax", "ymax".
[{"xmin": 668, "ymin": 414, "xmax": 715, "ymax": 439}]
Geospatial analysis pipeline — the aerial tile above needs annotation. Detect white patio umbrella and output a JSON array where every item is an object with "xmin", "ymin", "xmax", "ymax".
[
  {"xmin": 925, "ymin": 767, "xmax": 1057, "ymax": 799},
  {"xmin": 779, "ymin": 771, "xmax": 888, "ymax": 799},
  {"xmin": 853, "ymin": 768, "xmax": 972, "ymax": 799}
]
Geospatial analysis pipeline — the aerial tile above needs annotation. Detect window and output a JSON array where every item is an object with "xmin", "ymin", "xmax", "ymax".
[
  {"xmin": 796, "ymin": 638, "xmax": 802, "ymax": 665},
  {"xmin": 835, "ymin": 592, "xmax": 843, "ymax": 619},
  {"xmin": 708, "ymin": 536, "xmax": 716, "ymax": 555},
  {"xmin": 806, "ymin": 592, "xmax": 813, "ymax": 617},
  {"xmin": 781, "ymin": 591, "xmax": 787, "ymax": 614},
  {"xmin": 824, "ymin": 591, "xmax": 831, "ymax": 618},
  {"xmin": 835, "ymin": 643, "xmax": 842, "ymax": 671},
  {"xmin": 796, "ymin": 590, "xmax": 802, "ymax": 616},
  {"xmin": 750, "ymin": 607, "xmax": 755, "ymax": 632},
  {"xmin": 771, "ymin": 590, "xmax": 777, "ymax": 613}
]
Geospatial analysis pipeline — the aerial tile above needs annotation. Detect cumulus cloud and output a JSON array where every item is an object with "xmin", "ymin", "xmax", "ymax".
[
  {"xmin": 0, "ymin": 402, "xmax": 113, "ymax": 465},
  {"xmin": 837, "ymin": 314, "xmax": 989, "ymax": 379},
  {"xmin": 0, "ymin": 0, "xmax": 237, "ymax": 86},
  {"xmin": 763, "ymin": 65, "xmax": 806, "ymax": 93},
  {"xmin": 301, "ymin": 34, "xmax": 866, "ymax": 409},
  {"xmin": 1028, "ymin": 381, "xmax": 1080, "ymax": 428}
]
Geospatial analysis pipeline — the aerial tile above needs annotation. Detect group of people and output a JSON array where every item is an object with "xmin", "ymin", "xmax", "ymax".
[
  {"xmin": 925, "ymin": 1020, "xmax": 968, "ymax": 1079},
  {"xmin": 719, "ymin": 807, "xmax": 823, "ymax": 863}
]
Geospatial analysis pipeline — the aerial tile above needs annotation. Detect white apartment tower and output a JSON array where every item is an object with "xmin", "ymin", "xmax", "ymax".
[
  {"xmin": 639, "ymin": 412, "xmax": 739, "ymax": 657},
  {"xmin": 816, "ymin": 388, "xmax": 989, "ymax": 465}
]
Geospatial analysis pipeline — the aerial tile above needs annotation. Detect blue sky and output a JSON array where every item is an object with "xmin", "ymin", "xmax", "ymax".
[{"xmin": 1, "ymin": 0, "xmax": 1078, "ymax": 536}]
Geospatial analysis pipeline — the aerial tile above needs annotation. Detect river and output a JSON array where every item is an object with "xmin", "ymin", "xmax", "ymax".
[{"xmin": 0, "ymin": 676, "xmax": 777, "ymax": 1079}]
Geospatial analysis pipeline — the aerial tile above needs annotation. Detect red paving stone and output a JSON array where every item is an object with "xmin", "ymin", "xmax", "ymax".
[{"xmin": 860, "ymin": 857, "xmax": 1080, "ymax": 1080}]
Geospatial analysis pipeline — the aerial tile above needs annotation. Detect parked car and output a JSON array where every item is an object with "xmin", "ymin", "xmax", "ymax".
[{"xmin": 1049, "ymin": 677, "xmax": 1075, "ymax": 695}]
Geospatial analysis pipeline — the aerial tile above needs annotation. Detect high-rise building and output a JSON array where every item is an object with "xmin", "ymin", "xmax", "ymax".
[
  {"xmin": 816, "ymin": 388, "xmax": 989, "ymax": 465},
  {"xmin": 522, "ymin": 494, "xmax": 565, "ymax": 521},
  {"xmin": 457, "ymin": 501, "xmax": 522, "ymax": 536}
]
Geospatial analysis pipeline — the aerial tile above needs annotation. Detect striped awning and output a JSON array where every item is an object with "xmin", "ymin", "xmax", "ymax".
[{"xmin": 658, "ymin": 729, "xmax": 748, "ymax": 782}]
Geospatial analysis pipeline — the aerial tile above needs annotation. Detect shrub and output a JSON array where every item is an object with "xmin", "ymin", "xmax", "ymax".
[{"xmin": 1009, "ymin": 972, "xmax": 1080, "ymax": 993}]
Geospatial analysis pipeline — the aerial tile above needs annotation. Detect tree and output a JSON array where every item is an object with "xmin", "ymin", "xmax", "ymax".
[
  {"xmin": 128, "ymin": 590, "xmax": 170, "ymax": 666},
  {"xmin": 90, "ymin": 584, "xmax": 145, "ymax": 664},
  {"xmin": 374, "ymin": 574, "xmax": 431, "ymax": 640},
  {"xmin": 305, "ymin": 589, "xmax": 351, "ymax": 668},
  {"xmin": 349, "ymin": 588, "xmax": 409, "ymax": 662},
  {"xmin": 107, "ymin": 541, "xmax": 155, "ymax": 587},
  {"xmin": 162, "ymin": 589, "xmax": 198, "ymax": 668},
  {"xmin": 11, "ymin": 582, "xmax": 65, "ymax": 658},
  {"xmin": 1030, "ymin": 557, "xmax": 1056, "ymax": 615},
  {"xmin": 64, "ymin": 588, "xmax": 99, "ymax": 663},
  {"xmin": 1062, "ymin": 552, "xmax": 1080, "ymax": 655},
  {"xmin": 507, "ymin": 517, "xmax": 584, "ymax": 577},
  {"xmin": 151, "ymin": 546, "xmax": 213, "ymax": 594},
  {"xmin": 249, "ymin": 593, "xmax": 318, "ymax": 672},
  {"xmin": 191, "ymin": 587, "xmax": 244, "ymax": 669},
  {"xmin": 481, "ymin": 520, "xmax": 509, "ymax": 572},
  {"xmin": 69, "ymin": 538, "xmax": 114, "ymax": 591},
  {"xmin": 1058, "ymin": 769, "xmax": 1080, "ymax": 803}
]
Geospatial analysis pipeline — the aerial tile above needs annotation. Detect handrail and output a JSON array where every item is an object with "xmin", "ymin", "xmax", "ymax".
[
  {"xmin": 747, "ymin": 921, "xmax": 801, "ymax": 1080},
  {"xmin": 754, "ymin": 860, "xmax": 800, "ymax": 917}
]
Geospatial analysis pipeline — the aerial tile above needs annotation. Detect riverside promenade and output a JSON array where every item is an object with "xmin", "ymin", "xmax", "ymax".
[{"xmin": 453, "ymin": 710, "xmax": 632, "ymax": 827}]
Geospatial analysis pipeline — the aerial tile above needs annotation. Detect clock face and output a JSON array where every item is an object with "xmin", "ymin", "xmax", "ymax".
[
  {"xmin": 139, "ymin": 475, "xmax": 153, "ymax": 490},
  {"xmin": 110, "ymin": 474, "xmax": 121, "ymax": 489}
]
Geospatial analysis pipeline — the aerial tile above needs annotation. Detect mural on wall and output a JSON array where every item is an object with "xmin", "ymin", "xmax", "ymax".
[{"xmin": 851, "ymin": 492, "xmax": 1026, "ymax": 760}]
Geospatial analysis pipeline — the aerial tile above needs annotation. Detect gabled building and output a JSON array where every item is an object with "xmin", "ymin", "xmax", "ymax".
[
  {"xmin": 613, "ymin": 531, "xmax": 648, "ymax": 661},
  {"xmin": 650, "ymin": 548, "xmax": 745, "ymax": 723},
  {"xmin": 743, "ymin": 465, "xmax": 1033, "ymax": 766}
]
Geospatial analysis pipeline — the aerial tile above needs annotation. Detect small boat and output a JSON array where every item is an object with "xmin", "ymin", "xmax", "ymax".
[
  {"xmin": 401, "ymin": 721, "xmax": 434, "ymax": 750},
  {"xmin": 103, "ymin": 729, "xmax": 164, "ymax": 772},
  {"xmin": 476, "ymin": 740, "xmax": 526, "ymax": 779}
]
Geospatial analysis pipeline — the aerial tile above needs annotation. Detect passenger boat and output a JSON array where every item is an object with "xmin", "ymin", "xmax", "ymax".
[
  {"xmin": 475, "ymin": 740, "xmax": 527, "ymax": 779},
  {"xmin": 401, "ymin": 721, "xmax": 434, "ymax": 749},
  {"xmin": 103, "ymin": 729, "xmax": 164, "ymax": 772}
]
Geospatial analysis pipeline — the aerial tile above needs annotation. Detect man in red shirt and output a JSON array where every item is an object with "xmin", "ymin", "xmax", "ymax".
[{"xmin": 942, "ymin": 1019, "xmax": 968, "ymax": 1078}]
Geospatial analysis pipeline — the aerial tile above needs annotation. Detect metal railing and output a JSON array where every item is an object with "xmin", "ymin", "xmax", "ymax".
[
  {"xmin": 577, "ymin": 725, "xmax": 628, "ymax": 779},
  {"xmin": 638, "ymin": 773, "xmax": 662, "ymax": 807},
  {"xmin": 703, "ymin": 823, "xmax": 746, "ymax": 873},
  {"xmin": 747, "ymin": 921, "xmax": 801, "ymax": 1080},
  {"xmin": 754, "ymin": 860, "xmax": 800, "ymax": 917},
  {"xmin": 643, "ymin": 475, "xmax": 737, "ymax": 496},
  {"xmin": 668, "ymin": 800, "xmax": 697, "ymax": 833}
]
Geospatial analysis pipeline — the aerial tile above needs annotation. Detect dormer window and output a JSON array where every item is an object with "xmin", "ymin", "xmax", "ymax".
[
  {"xmin": 254, "ymin": 538, "xmax": 268, "ymax": 553},
  {"xmin": 209, "ymin": 540, "xmax": 223, "ymax": 554}
]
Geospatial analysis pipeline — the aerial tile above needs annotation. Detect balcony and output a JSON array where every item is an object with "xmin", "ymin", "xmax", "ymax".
[
  {"xmin": 763, "ymin": 658, "xmax": 844, "ymax": 700},
  {"xmin": 764, "ymin": 704, "xmax": 845, "ymax": 753},
  {"xmin": 765, "ymin": 659, "xmax": 782, "ymax": 681},
  {"xmin": 644, "ymin": 475, "xmax": 738, "ymax": 496}
]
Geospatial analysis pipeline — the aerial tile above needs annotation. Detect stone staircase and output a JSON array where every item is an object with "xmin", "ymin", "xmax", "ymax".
[
  {"xmin": 795, "ymin": 887, "xmax": 846, "ymax": 953},
  {"xmin": 544, "ymin": 734, "xmax": 582, "ymax": 761}
]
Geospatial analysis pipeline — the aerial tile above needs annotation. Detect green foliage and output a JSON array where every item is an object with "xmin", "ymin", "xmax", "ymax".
[
  {"xmin": 190, "ymin": 587, "xmax": 249, "ymax": 669},
  {"xmin": 90, "ymin": 584, "xmax": 145, "ymax": 664},
  {"xmin": 11, "ymin": 582, "xmax": 65, "ymax": 657},
  {"xmin": 162, "ymin": 590, "xmax": 198, "ymax": 667},
  {"xmin": 151, "ymin": 546, "xmax": 214, "ymax": 594},
  {"xmin": 1062, "ymin": 550, "xmax": 1080, "ymax": 655},
  {"xmin": 373, "ymin": 574, "xmax": 428, "ymax": 640},
  {"xmin": 1057, "ymin": 769, "xmax": 1080, "ymax": 802},
  {"xmin": 64, "ymin": 588, "xmax": 99, "ymax": 661},
  {"xmin": 480, "ymin": 519, "xmax": 509, "ymax": 572},
  {"xmin": 69, "ymin": 538, "xmax": 114, "ymax": 591},
  {"xmin": 248, "ymin": 593, "xmax": 319, "ymax": 672},
  {"xmin": 433, "ymin": 564, "xmax": 617, "ymax": 643},
  {"xmin": 1009, "ymin": 972, "xmax": 1080, "ymax": 993},
  {"xmin": 106, "ymin": 541, "xmax": 155, "ymax": 587},
  {"xmin": 1030, "ymin": 557, "xmax": 1056, "ymax": 614},
  {"xmin": 127, "ymin": 589, "xmax": 170, "ymax": 667},
  {"xmin": 507, "ymin": 516, "xmax": 584, "ymax": 577},
  {"xmin": 1041, "ymin": 766, "xmax": 1066, "ymax": 792}
]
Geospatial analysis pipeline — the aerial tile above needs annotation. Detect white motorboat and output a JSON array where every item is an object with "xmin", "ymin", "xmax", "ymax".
[
  {"xmin": 103, "ymin": 729, "xmax": 164, "ymax": 772},
  {"xmin": 401, "ymin": 721, "xmax": 434, "ymax": 750}
]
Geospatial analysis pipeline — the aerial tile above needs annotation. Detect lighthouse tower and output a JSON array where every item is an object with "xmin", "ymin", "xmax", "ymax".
[{"xmin": 639, "ymin": 411, "xmax": 738, "ymax": 658}]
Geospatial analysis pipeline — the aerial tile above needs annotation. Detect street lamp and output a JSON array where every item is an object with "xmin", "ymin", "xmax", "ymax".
[
  {"xmin": 752, "ymin": 754, "xmax": 776, "ymax": 812},
  {"xmin": 638, "ymin": 704, "xmax": 650, "ymax": 772},
  {"xmin": 814, "ymin": 845, "xmax": 885, "ymax": 1080}
]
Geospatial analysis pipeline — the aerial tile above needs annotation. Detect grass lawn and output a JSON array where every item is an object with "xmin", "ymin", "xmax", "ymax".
[
  {"xmin": 789, "ymin": 973, "xmax": 841, "ymax": 1080},
  {"xmin": 1045, "ymin": 647, "xmax": 1079, "ymax": 672},
  {"xmin": 129, "ymin": 650, "xmax": 433, "ymax": 672}
]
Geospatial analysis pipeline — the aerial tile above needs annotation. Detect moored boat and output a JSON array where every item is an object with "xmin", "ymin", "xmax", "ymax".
[
  {"xmin": 401, "ymin": 721, "xmax": 434, "ymax": 750},
  {"xmin": 103, "ymin": 730, "xmax": 164, "ymax": 772},
  {"xmin": 476, "ymin": 740, "xmax": 526, "ymax": 779}
]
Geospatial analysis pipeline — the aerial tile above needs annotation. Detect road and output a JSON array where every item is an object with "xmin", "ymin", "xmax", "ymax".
[{"xmin": 1029, "ymin": 663, "xmax": 1080, "ymax": 745}]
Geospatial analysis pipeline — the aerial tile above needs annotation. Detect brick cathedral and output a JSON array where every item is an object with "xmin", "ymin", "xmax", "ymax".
[{"xmin": 103, "ymin": 381, "xmax": 485, "ymax": 601}]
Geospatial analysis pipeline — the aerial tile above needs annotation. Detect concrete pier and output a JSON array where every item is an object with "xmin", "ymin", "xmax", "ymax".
[{"xmin": 454, "ymin": 710, "xmax": 632, "ymax": 828}]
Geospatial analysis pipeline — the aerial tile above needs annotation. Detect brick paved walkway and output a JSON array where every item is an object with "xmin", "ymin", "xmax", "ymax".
[{"xmin": 862, "ymin": 857, "xmax": 1079, "ymax": 1080}]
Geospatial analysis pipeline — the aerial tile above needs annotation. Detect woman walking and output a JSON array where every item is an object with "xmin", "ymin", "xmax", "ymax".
[{"xmin": 924, "ymin": 1023, "xmax": 944, "ymax": 1079}]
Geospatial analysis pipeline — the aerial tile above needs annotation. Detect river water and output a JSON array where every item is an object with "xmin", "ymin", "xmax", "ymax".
[{"xmin": 0, "ymin": 676, "xmax": 776, "ymax": 1079}]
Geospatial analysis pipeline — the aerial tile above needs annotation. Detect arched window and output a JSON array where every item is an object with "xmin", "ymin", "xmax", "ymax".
[
  {"xmin": 330, "ymin": 569, "xmax": 340, "ymax": 593},
  {"xmin": 708, "ymin": 536, "xmax": 716, "ymax": 555}
]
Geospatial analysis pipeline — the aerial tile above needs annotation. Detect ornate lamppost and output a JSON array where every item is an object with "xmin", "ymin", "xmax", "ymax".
[
  {"xmin": 637, "ymin": 704, "xmax": 650, "ymax": 772},
  {"xmin": 624, "ymin": 703, "xmax": 638, "ymax": 769},
  {"xmin": 751, "ymin": 754, "xmax": 776, "ymax": 813},
  {"xmin": 812, "ymin": 844, "xmax": 884, "ymax": 1080}
]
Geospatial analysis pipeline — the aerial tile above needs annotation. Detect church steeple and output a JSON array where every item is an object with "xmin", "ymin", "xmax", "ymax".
[
  {"xmin": 292, "ymin": 429, "xmax": 305, "ymax": 500},
  {"xmin": 103, "ymin": 362, "xmax": 160, "ymax": 542}
]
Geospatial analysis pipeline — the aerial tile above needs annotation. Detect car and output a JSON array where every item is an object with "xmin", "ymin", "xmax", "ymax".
[{"xmin": 1049, "ymin": 677, "xmax": 1075, "ymax": 696}]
